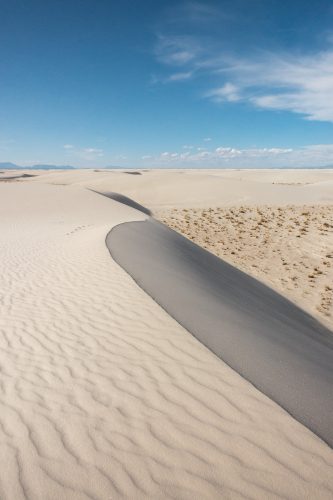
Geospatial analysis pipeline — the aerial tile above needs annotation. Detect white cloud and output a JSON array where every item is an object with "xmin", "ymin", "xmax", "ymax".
[
  {"xmin": 62, "ymin": 145, "xmax": 104, "ymax": 161},
  {"xmin": 215, "ymin": 147, "xmax": 242, "ymax": 158},
  {"xmin": 235, "ymin": 51, "xmax": 333, "ymax": 122},
  {"xmin": 155, "ymin": 35, "xmax": 201, "ymax": 66},
  {"xmin": 139, "ymin": 143, "xmax": 333, "ymax": 167},
  {"xmin": 203, "ymin": 51, "xmax": 333, "ymax": 121},
  {"xmin": 210, "ymin": 53, "xmax": 333, "ymax": 121},
  {"xmin": 203, "ymin": 137, "xmax": 212, "ymax": 142},
  {"xmin": 69, "ymin": 147, "xmax": 104, "ymax": 162},
  {"xmin": 77, "ymin": 148, "xmax": 104, "ymax": 160},
  {"xmin": 167, "ymin": 71, "xmax": 193, "ymax": 82},
  {"xmin": 83, "ymin": 148, "xmax": 103, "ymax": 154},
  {"xmin": 154, "ymin": 26, "xmax": 333, "ymax": 122},
  {"xmin": 207, "ymin": 82, "xmax": 241, "ymax": 103}
]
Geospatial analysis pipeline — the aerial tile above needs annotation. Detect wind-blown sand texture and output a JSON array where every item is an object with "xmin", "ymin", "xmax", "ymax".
[{"xmin": 1, "ymin": 172, "xmax": 333, "ymax": 498}]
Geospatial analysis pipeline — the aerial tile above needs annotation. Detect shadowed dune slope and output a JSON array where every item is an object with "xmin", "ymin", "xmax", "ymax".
[
  {"xmin": 107, "ymin": 218, "xmax": 333, "ymax": 447},
  {"xmin": 92, "ymin": 190, "xmax": 152, "ymax": 215}
]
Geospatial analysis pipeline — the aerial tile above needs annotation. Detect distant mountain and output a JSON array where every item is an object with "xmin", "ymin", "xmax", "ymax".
[
  {"xmin": 0, "ymin": 162, "xmax": 20, "ymax": 169},
  {"xmin": 0, "ymin": 163, "xmax": 126, "ymax": 170},
  {"xmin": 30, "ymin": 164, "xmax": 75, "ymax": 170},
  {"xmin": 0, "ymin": 162, "xmax": 75, "ymax": 170}
]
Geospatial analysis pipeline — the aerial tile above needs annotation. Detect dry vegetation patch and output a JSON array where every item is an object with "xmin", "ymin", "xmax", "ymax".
[{"xmin": 157, "ymin": 205, "xmax": 333, "ymax": 330}]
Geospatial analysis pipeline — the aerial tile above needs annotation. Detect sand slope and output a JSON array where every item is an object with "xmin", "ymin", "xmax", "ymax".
[
  {"xmin": 107, "ymin": 218, "xmax": 333, "ymax": 446},
  {"xmin": 1, "ymin": 181, "xmax": 333, "ymax": 499}
]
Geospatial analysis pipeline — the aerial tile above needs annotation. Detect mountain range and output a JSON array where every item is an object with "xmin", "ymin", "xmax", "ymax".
[{"xmin": 0, "ymin": 162, "xmax": 75, "ymax": 170}]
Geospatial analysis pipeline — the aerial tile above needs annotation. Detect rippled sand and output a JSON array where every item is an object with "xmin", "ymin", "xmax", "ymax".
[{"xmin": 0, "ymin": 177, "xmax": 333, "ymax": 499}]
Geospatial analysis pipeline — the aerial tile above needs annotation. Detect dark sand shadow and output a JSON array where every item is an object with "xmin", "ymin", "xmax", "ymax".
[
  {"xmin": 107, "ymin": 218, "xmax": 333, "ymax": 448},
  {"xmin": 91, "ymin": 190, "xmax": 151, "ymax": 216},
  {"xmin": 0, "ymin": 173, "xmax": 36, "ymax": 181}
]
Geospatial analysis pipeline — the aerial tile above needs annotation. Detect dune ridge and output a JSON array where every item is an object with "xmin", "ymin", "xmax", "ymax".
[
  {"xmin": 0, "ymin": 181, "xmax": 333, "ymax": 499},
  {"xmin": 107, "ymin": 217, "xmax": 333, "ymax": 447}
]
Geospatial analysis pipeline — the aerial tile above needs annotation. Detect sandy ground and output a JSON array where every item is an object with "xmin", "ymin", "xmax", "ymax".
[
  {"xmin": 2, "ymin": 167, "xmax": 333, "ymax": 209},
  {"xmin": 1, "ymin": 171, "xmax": 333, "ymax": 498},
  {"xmin": 157, "ymin": 205, "xmax": 333, "ymax": 330},
  {"xmin": 18, "ymin": 166, "xmax": 333, "ymax": 330}
]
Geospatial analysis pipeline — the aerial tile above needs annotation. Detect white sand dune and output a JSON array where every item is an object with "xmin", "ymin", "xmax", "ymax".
[
  {"xmin": 0, "ymin": 179, "xmax": 333, "ymax": 498},
  {"xmin": 6, "ymin": 167, "xmax": 333, "ymax": 208},
  {"xmin": 107, "ymin": 217, "xmax": 333, "ymax": 447},
  {"xmin": 25, "ymin": 168, "xmax": 333, "ymax": 329},
  {"xmin": 20, "ymin": 166, "xmax": 333, "ymax": 328}
]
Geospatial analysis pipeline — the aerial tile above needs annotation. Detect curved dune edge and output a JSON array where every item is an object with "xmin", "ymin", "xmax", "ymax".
[
  {"xmin": 107, "ymin": 218, "xmax": 333, "ymax": 448},
  {"xmin": 1, "ymin": 182, "xmax": 333, "ymax": 499}
]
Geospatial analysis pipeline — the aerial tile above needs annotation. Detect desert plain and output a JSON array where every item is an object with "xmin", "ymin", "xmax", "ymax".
[{"xmin": 0, "ymin": 168, "xmax": 333, "ymax": 499}]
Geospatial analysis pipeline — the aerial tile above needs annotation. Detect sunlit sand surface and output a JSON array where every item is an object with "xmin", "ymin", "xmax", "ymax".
[{"xmin": 0, "ymin": 171, "xmax": 332, "ymax": 498}]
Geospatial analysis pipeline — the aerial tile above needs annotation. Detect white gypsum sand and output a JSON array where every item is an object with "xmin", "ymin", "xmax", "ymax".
[
  {"xmin": 22, "ymin": 167, "xmax": 333, "ymax": 330},
  {"xmin": 15, "ymin": 167, "xmax": 333, "ymax": 209},
  {"xmin": 0, "ymin": 180, "xmax": 332, "ymax": 499}
]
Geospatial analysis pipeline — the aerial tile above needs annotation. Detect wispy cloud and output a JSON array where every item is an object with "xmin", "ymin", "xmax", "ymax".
[
  {"xmin": 153, "ymin": 3, "xmax": 333, "ymax": 123},
  {"xmin": 167, "ymin": 71, "xmax": 194, "ymax": 82},
  {"xmin": 139, "ymin": 144, "xmax": 333, "ymax": 167},
  {"xmin": 209, "ymin": 51, "xmax": 333, "ymax": 122},
  {"xmin": 83, "ymin": 148, "xmax": 103, "ymax": 155},
  {"xmin": 154, "ymin": 34, "xmax": 202, "ymax": 66},
  {"xmin": 207, "ymin": 82, "xmax": 241, "ymax": 103},
  {"xmin": 63, "ymin": 145, "xmax": 104, "ymax": 161}
]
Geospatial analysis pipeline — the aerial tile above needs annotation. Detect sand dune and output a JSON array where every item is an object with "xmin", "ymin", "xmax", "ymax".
[
  {"xmin": 11, "ymin": 167, "xmax": 333, "ymax": 208},
  {"xmin": 107, "ymin": 217, "xmax": 333, "ymax": 447},
  {"xmin": 27, "ymin": 167, "xmax": 333, "ymax": 329},
  {"xmin": 0, "ymin": 176, "xmax": 333, "ymax": 498}
]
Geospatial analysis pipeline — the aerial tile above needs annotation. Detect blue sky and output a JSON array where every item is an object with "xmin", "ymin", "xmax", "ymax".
[{"xmin": 1, "ymin": 0, "xmax": 333, "ymax": 167}]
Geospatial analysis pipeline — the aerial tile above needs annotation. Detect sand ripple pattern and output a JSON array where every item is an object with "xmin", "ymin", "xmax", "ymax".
[{"xmin": 0, "ymin": 183, "xmax": 332, "ymax": 499}]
